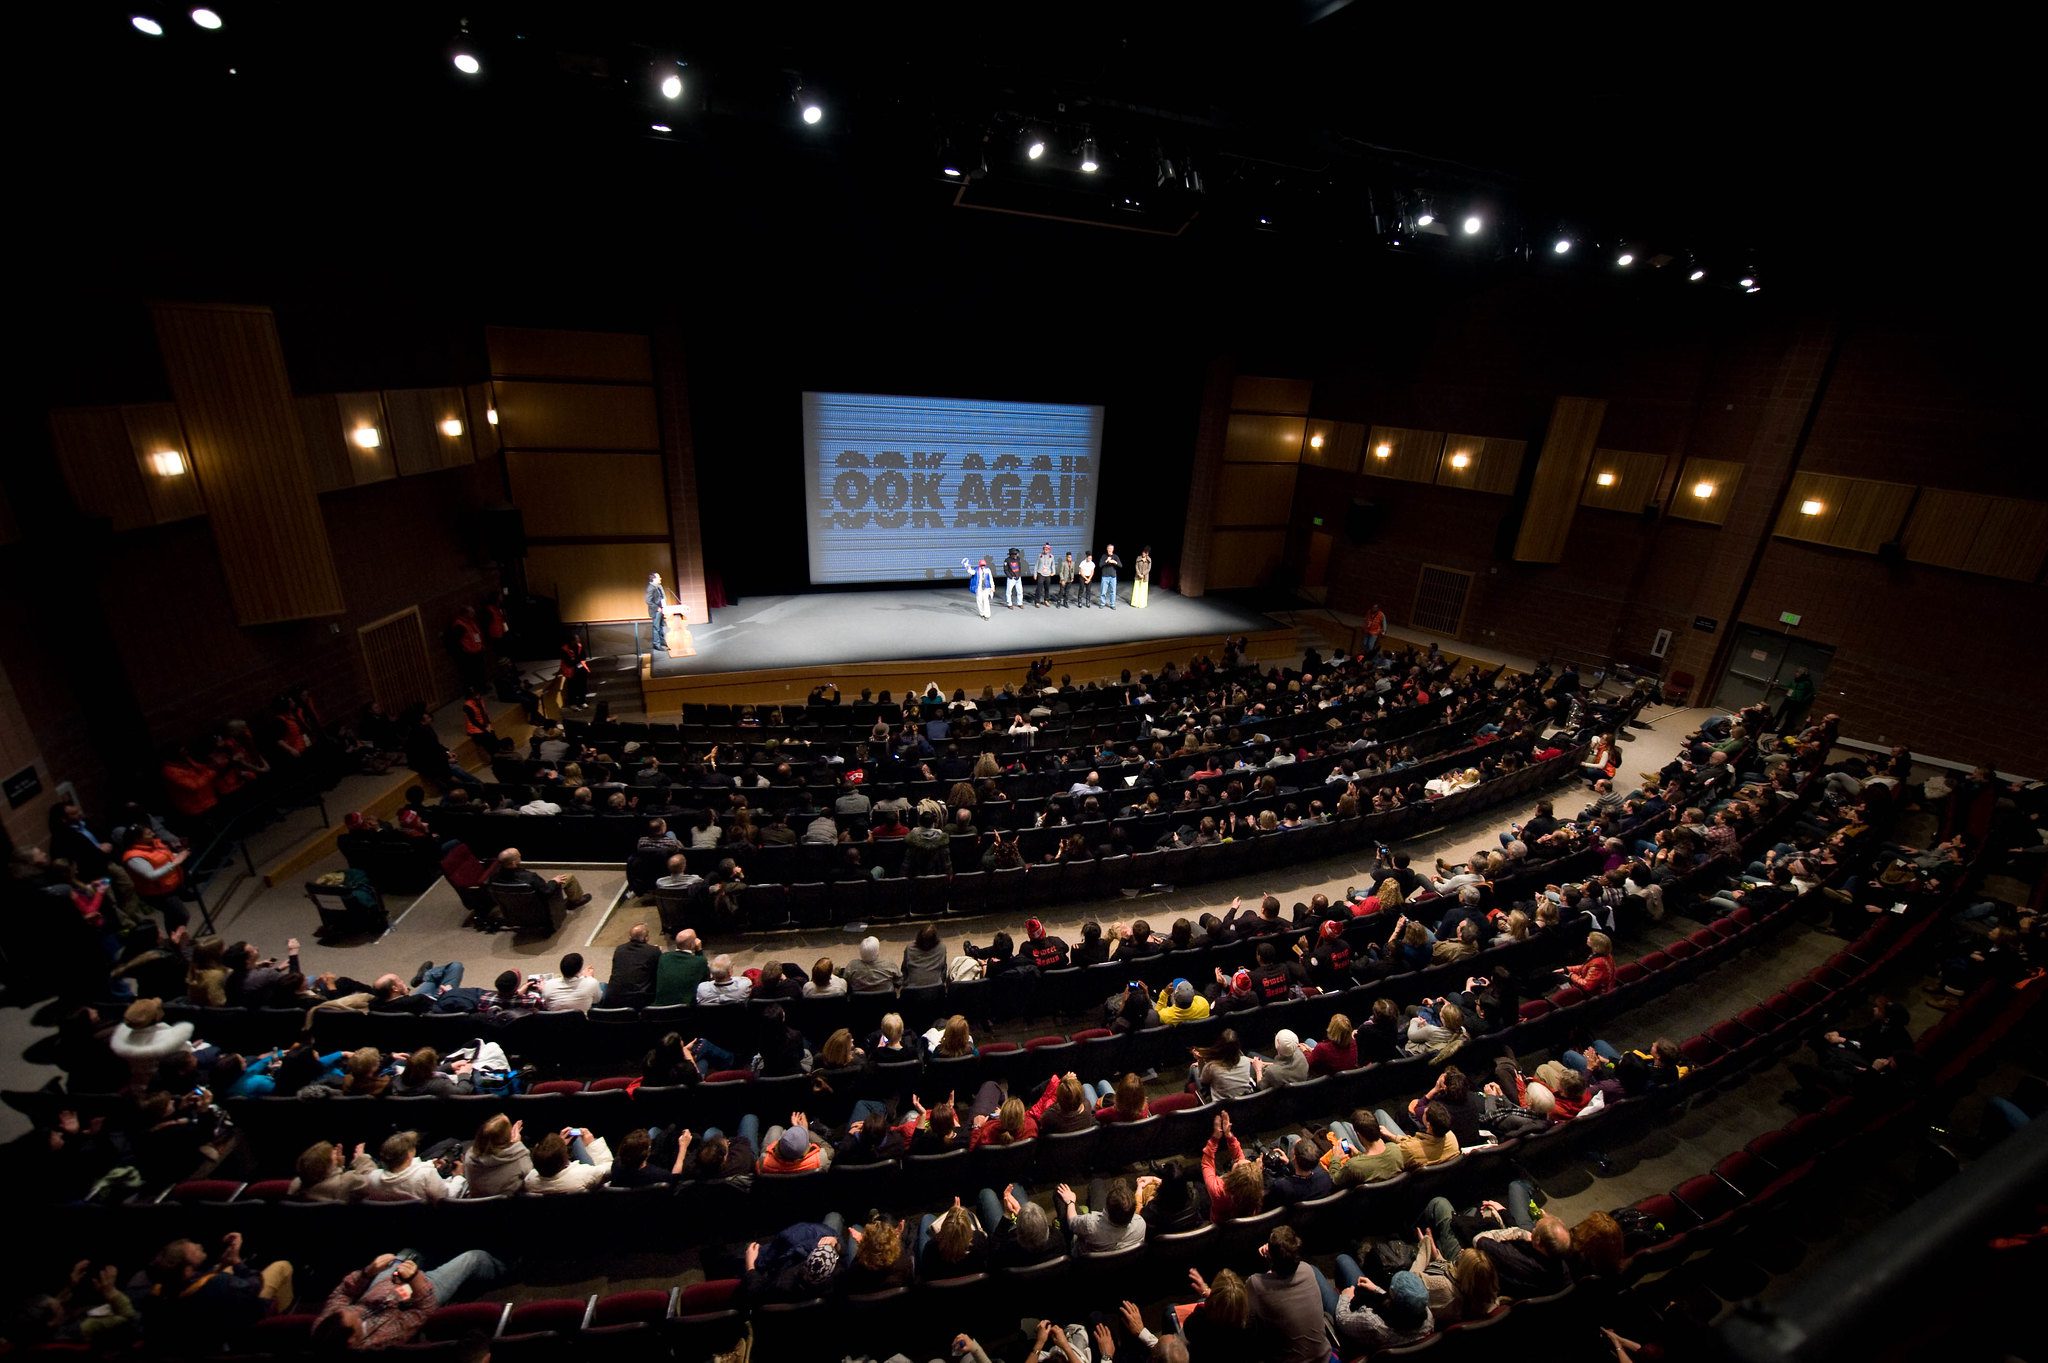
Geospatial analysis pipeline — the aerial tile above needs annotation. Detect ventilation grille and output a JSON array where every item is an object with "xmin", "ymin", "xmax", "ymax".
[
  {"xmin": 358, "ymin": 607, "xmax": 435, "ymax": 716},
  {"xmin": 1411, "ymin": 564, "xmax": 1474, "ymax": 637}
]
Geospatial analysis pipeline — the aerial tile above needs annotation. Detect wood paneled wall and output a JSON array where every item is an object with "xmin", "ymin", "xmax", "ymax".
[
  {"xmin": 1902, "ymin": 488, "xmax": 2048, "ymax": 581},
  {"xmin": 1208, "ymin": 375, "xmax": 1306, "ymax": 589},
  {"xmin": 49, "ymin": 404, "xmax": 205, "ymax": 531},
  {"xmin": 505, "ymin": 451, "xmax": 671, "ymax": 538},
  {"xmin": 526, "ymin": 542, "xmax": 677, "ymax": 623},
  {"xmin": 1669, "ymin": 456, "xmax": 1745, "ymax": 526},
  {"xmin": 1209, "ymin": 529, "xmax": 1289, "ymax": 589},
  {"xmin": 1222, "ymin": 412, "xmax": 1306, "ymax": 463},
  {"xmin": 1773, "ymin": 471, "xmax": 1915, "ymax": 553},
  {"xmin": 1437, "ymin": 433, "xmax": 1526, "ymax": 496},
  {"xmin": 150, "ymin": 303, "xmax": 345, "ymax": 624},
  {"xmin": 1229, "ymin": 376, "xmax": 1311, "ymax": 415},
  {"xmin": 0, "ymin": 658, "xmax": 55, "ymax": 848},
  {"xmin": 1176, "ymin": 358, "xmax": 1234, "ymax": 598},
  {"xmin": 123, "ymin": 404, "xmax": 207, "ymax": 523},
  {"xmin": 1363, "ymin": 426, "xmax": 1444, "ymax": 485},
  {"xmin": 1303, "ymin": 420, "xmax": 1364, "ymax": 474},
  {"xmin": 1512, "ymin": 396, "xmax": 1606, "ymax": 562},
  {"xmin": 1217, "ymin": 464, "xmax": 1301, "ymax": 527},
  {"xmin": 485, "ymin": 325, "xmax": 652, "ymax": 383},
  {"xmin": 1582, "ymin": 448, "xmax": 1671, "ymax": 514}
]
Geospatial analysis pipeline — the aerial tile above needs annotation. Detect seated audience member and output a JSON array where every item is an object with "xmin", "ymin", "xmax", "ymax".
[
  {"xmin": 524, "ymin": 1126, "xmax": 613, "ymax": 1193},
  {"xmin": 145, "ymin": 1234, "xmax": 295, "ymax": 1349},
  {"xmin": 1330, "ymin": 1268, "xmax": 1435, "ymax": 1353},
  {"xmin": 1200, "ymin": 1110, "xmax": 1266, "ymax": 1222},
  {"xmin": 536, "ymin": 952, "xmax": 602, "ymax": 1012},
  {"xmin": 742, "ymin": 1219, "xmax": 848, "ymax": 1301},
  {"xmin": 1058, "ymin": 1176, "xmax": 1147, "ymax": 1255},
  {"xmin": 1088, "ymin": 1072, "xmax": 1152, "ymax": 1123},
  {"xmin": 761, "ymin": 1111, "xmax": 833, "ymax": 1173},
  {"xmin": 604, "ymin": 924, "xmax": 662, "ymax": 1008},
  {"xmin": 654, "ymin": 929, "xmax": 710, "ymax": 1005},
  {"xmin": 900, "ymin": 923, "xmax": 949, "ymax": 987},
  {"xmin": 463, "ymin": 1115, "xmax": 534, "ymax": 1197},
  {"xmin": 696, "ymin": 954, "xmax": 753, "ymax": 1005},
  {"xmin": 1029, "ymin": 1073, "xmax": 1099, "ymax": 1134},
  {"xmin": 1247, "ymin": 1226, "xmax": 1331, "ymax": 1363},
  {"xmin": 289, "ymin": 1140, "xmax": 375, "ymax": 1202},
  {"xmin": 1191, "ymin": 1029, "xmax": 1256, "ymax": 1100},
  {"xmin": 1256, "ymin": 1029, "xmax": 1310, "ymax": 1088},
  {"xmin": 1182, "ymin": 1268, "xmax": 1261, "ymax": 1361},
  {"xmin": 1562, "ymin": 931, "xmax": 1617, "ymax": 994},
  {"xmin": 918, "ymin": 1199, "xmax": 990, "ymax": 1279},
  {"xmin": 1418, "ymin": 1236, "xmax": 1500, "ymax": 1327},
  {"xmin": 1156, "ymin": 977, "xmax": 1211, "ymax": 1024},
  {"xmin": 841, "ymin": 935, "xmax": 903, "ymax": 993},
  {"xmin": 839, "ymin": 1213, "xmax": 916, "ymax": 1293},
  {"xmin": 361, "ymin": 1131, "xmax": 465, "ymax": 1202},
  {"xmin": 803, "ymin": 956, "xmax": 848, "ymax": 997},
  {"xmin": 487, "ymin": 847, "xmax": 590, "ymax": 909},
  {"xmin": 311, "ymin": 1248, "xmax": 507, "ymax": 1349},
  {"xmin": 1318, "ymin": 1112, "xmax": 1415, "ymax": 1187},
  {"xmin": 393, "ymin": 1047, "xmax": 472, "ymax": 1097},
  {"xmin": 1266, "ymin": 1128, "xmax": 1335, "ymax": 1206}
]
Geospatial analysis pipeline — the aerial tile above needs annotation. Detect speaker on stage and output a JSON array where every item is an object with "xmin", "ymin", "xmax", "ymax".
[
  {"xmin": 479, "ymin": 506, "xmax": 527, "ymax": 562},
  {"xmin": 1345, "ymin": 498, "xmax": 1384, "ymax": 544}
]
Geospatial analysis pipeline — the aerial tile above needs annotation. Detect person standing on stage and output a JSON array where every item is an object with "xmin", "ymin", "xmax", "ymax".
[
  {"xmin": 1034, "ymin": 543, "xmax": 1056, "ymax": 606},
  {"xmin": 646, "ymin": 572, "xmax": 669, "ymax": 653},
  {"xmin": 1364, "ymin": 602, "xmax": 1387, "ymax": 657},
  {"xmin": 968, "ymin": 556, "xmax": 996, "ymax": 619},
  {"xmin": 1057, "ymin": 551, "xmax": 1077, "ymax": 607},
  {"xmin": 1098, "ymin": 544, "xmax": 1122, "ymax": 609},
  {"xmin": 1078, "ymin": 550, "xmax": 1096, "ymax": 606},
  {"xmin": 559, "ymin": 633, "xmax": 592, "ymax": 710},
  {"xmin": 1004, "ymin": 548, "xmax": 1025, "ymax": 610},
  {"xmin": 1132, "ymin": 547, "xmax": 1153, "ymax": 609}
]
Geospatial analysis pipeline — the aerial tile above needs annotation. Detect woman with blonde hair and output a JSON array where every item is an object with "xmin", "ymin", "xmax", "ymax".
[
  {"xmin": 970, "ymin": 1095, "xmax": 1038, "ymax": 1147},
  {"xmin": 1417, "ymin": 1237, "xmax": 1499, "ymax": 1325},
  {"xmin": 339, "ymin": 1047, "xmax": 388, "ymax": 1096},
  {"xmin": 465, "ymin": 1113, "xmax": 533, "ymax": 1197},
  {"xmin": 936, "ymin": 1014, "xmax": 975, "ymax": 1058}
]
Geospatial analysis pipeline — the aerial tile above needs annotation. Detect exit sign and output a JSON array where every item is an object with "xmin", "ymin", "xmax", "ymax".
[
  {"xmin": 1779, "ymin": 611, "xmax": 1802, "ymax": 626},
  {"xmin": 1312, "ymin": 516, "xmax": 1324, "ymax": 527}
]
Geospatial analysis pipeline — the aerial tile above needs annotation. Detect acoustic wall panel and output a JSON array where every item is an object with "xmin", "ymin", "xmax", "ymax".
[
  {"xmin": 493, "ymin": 380, "xmax": 662, "ymax": 451},
  {"xmin": 50, "ymin": 407, "xmax": 152, "ymax": 531},
  {"xmin": 1436, "ymin": 434, "xmax": 1526, "ymax": 496},
  {"xmin": 506, "ymin": 451, "xmax": 670, "ymax": 539},
  {"xmin": 1222, "ymin": 412, "xmax": 1307, "ymax": 463},
  {"xmin": 121, "ymin": 403, "xmax": 205, "ymax": 523},
  {"xmin": 486, "ymin": 325, "xmax": 653, "ymax": 383},
  {"xmin": 1902, "ymin": 489, "xmax": 2048, "ymax": 581},
  {"xmin": 1668, "ymin": 457, "xmax": 1745, "ymax": 526},
  {"xmin": 1216, "ymin": 464, "xmax": 1300, "ymax": 527},
  {"xmin": 1582, "ymin": 448, "xmax": 1670, "ymax": 514},
  {"xmin": 526, "ymin": 542, "xmax": 676, "ymax": 623},
  {"xmin": 1229, "ymin": 376, "xmax": 1312, "ymax": 414},
  {"xmin": 1512, "ymin": 397, "xmax": 1606, "ymax": 562},
  {"xmin": 1773, "ymin": 472, "xmax": 1915, "ymax": 553},
  {"xmin": 1362, "ymin": 426, "xmax": 1443, "ymax": 485}
]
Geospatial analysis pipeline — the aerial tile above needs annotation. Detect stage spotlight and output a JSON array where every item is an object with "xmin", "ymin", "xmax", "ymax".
[
  {"xmin": 1079, "ymin": 138, "xmax": 1099, "ymax": 173},
  {"xmin": 660, "ymin": 71, "xmax": 683, "ymax": 100},
  {"xmin": 453, "ymin": 52, "xmax": 480, "ymax": 75},
  {"xmin": 190, "ymin": 7, "xmax": 221, "ymax": 28},
  {"xmin": 942, "ymin": 166, "xmax": 961, "ymax": 177},
  {"xmin": 1416, "ymin": 209, "xmax": 1434, "ymax": 226},
  {"xmin": 1745, "ymin": 285, "xmax": 1762, "ymax": 294},
  {"xmin": 1739, "ymin": 276, "xmax": 1755, "ymax": 288},
  {"xmin": 650, "ymin": 123, "xmax": 671, "ymax": 133},
  {"xmin": 1616, "ymin": 252, "xmax": 1635, "ymax": 266},
  {"xmin": 440, "ymin": 418, "xmax": 464, "ymax": 438},
  {"xmin": 1462, "ymin": 215, "xmax": 1482, "ymax": 235},
  {"xmin": 132, "ymin": 15, "xmax": 164, "ymax": 34},
  {"xmin": 1027, "ymin": 139, "xmax": 1045, "ymax": 160},
  {"xmin": 1688, "ymin": 267, "xmax": 1706, "ymax": 282},
  {"xmin": 1553, "ymin": 238, "xmax": 1571, "ymax": 255}
]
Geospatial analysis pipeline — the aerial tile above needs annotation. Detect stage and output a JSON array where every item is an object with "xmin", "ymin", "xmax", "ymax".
[{"xmin": 639, "ymin": 586, "xmax": 1296, "ymax": 711}]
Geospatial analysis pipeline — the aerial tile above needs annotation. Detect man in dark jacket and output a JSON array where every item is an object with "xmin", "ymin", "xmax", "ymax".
[
  {"xmin": 902, "ymin": 809, "xmax": 954, "ymax": 877},
  {"xmin": 605, "ymin": 923, "xmax": 663, "ymax": 1008},
  {"xmin": 742, "ymin": 1219, "xmax": 847, "ymax": 1301}
]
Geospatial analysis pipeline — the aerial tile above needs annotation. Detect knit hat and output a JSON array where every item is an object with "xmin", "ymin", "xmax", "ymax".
[
  {"xmin": 1230, "ymin": 969, "xmax": 1253, "ymax": 996},
  {"xmin": 800, "ymin": 1243, "xmax": 840, "ymax": 1287},
  {"xmin": 1025, "ymin": 918, "xmax": 1046, "ymax": 940},
  {"xmin": 1320, "ymin": 919, "xmax": 1344, "ymax": 940},
  {"xmin": 1273, "ymin": 1029, "xmax": 1300, "ymax": 1059},
  {"xmin": 776, "ymin": 1127, "xmax": 811, "ymax": 1161},
  {"xmin": 1173, "ymin": 980, "xmax": 1195, "ymax": 1008},
  {"xmin": 1386, "ymin": 1271, "xmax": 1430, "ymax": 1326}
]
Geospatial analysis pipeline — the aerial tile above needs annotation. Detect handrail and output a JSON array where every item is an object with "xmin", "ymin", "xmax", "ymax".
[{"xmin": 186, "ymin": 778, "xmax": 332, "ymax": 933}]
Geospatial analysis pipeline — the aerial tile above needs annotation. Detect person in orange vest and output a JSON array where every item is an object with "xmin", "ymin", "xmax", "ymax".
[
  {"xmin": 460, "ymin": 689, "xmax": 496, "ymax": 748},
  {"xmin": 1364, "ymin": 603, "xmax": 1387, "ymax": 657},
  {"xmin": 480, "ymin": 590, "xmax": 509, "ymax": 650},
  {"xmin": 448, "ymin": 606, "xmax": 488, "ymax": 687},
  {"xmin": 559, "ymin": 634, "xmax": 592, "ymax": 711},
  {"xmin": 121, "ymin": 828, "xmax": 192, "ymax": 930},
  {"xmin": 159, "ymin": 746, "xmax": 221, "ymax": 825}
]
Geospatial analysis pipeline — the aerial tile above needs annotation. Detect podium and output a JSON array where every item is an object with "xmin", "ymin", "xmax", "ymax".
[{"xmin": 664, "ymin": 604, "xmax": 695, "ymax": 659}]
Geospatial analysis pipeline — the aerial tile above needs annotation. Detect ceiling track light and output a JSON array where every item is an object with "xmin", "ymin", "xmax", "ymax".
[
  {"xmin": 1079, "ymin": 137, "xmax": 1099, "ymax": 173},
  {"xmin": 190, "ymin": 7, "xmax": 222, "ymax": 28},
  {"xmin": 1462, "ymin": 214, "xmax": 1483, "ymax": 235},
  {"xmin": 131, "ymin": 14, "xmax": 164, "ymax": 34},
  {"xmin": 659, "ymin": 64, "xmax": 684, "ymax": 100},
  {"xmin": 1026, "ymin": 136, "xmax": 1045, "ymax": 161},
  {"xmin": 451, "ymin": 18, "xmax": 480, "ymax": 75},
  {"xmin": 791, "ymin": 79, "xmax": 822, "ymax": 125},
  {"xmin": 1616, "ymin": 251, "xmax": 1635, "ymax": 267}
]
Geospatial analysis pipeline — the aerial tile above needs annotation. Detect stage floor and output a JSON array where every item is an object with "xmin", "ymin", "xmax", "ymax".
[{"xmin": 651, "ymin": 586, "xmax": 1282, "ymax": 677}]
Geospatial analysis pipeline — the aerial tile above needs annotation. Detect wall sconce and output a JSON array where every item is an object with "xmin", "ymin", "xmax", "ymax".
[
  {"xmin": 1448, "ymin": 451, "xmax": 1472, "ymax": 469},
  {"xmin": 1374, "ymin": 443, "xmax": 1391, "ymax": 459},
  {"xmin": 1308, "ymin": 433, "xmax": 1325, "ymax": 450},
  {"xmin": 1692, "ymin": 480, "xmax": 1715, "ymax": 499},
  {"xmin": 440, "ymin": 418, "xmax": 464, "ymax": 438},
  {"xmin": 486, "ymin": 407, "xmax": 499, "ymax": 426},
  {"xmin": 1799, "ymin": 499, "xmax": 1823, "ymax": 516},
  {"xmin": 352, "ymin": 426, "xmax": 382, "ymax": 450},
  {"xmin": 148, "ymin": 449, "xmax": 187, "ymax": 477},
  {"xmin": 1595, "ymin": 471, "xmax": 1615, "ymax": 487}
]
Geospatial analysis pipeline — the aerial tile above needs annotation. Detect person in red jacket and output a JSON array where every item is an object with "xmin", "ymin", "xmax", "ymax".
[
  {"xmin": 1562, "ymin": 932, "xmax": 1616, "ymax": 995},
  {"xmin": 1200, "ymin": 1110, "xmax": 1266, "ymax": 1223}
]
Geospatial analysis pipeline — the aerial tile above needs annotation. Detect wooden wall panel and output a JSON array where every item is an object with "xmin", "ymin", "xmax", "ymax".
[
  {"xmin": 1582, "ymin": 448, "xmax": 1670, "ymax": 513},
  {"xmin": 1178, "ymin": 358, "xmax": 1234, "ymax": 599},
  {"xmin": 1364, "ymin": 425, "xmax": 1443, "ymax": 485},
  {"xmin": 382, "ymin": 387, "xmax": 443, "ymax": 478},
  {"xmin": 122, "ymin": 404, "xmax": 205, "ymax": 523},
  {"xmin": 1773, "ymin": 472, "xmax": 1915, "ymax": 553},
  {"xmin": 1207, "ymin": 528, "xmax": 1288, "ymax": 589},
  {"xmin": 1216, "ymin": 464, "xmax": 1300, "ymax": 527},
  {"xmin": 334, "ymin": 392, "xmax": 396, "ymax": 485},
  {"xmin": 1223, "ymin": 412, "xmax": 1306, "ymax": 463},
  {"xmin": 1895, "ymin": 486, "xmax": 2048, "ymax": 580},
  {"xmin": 295, "ymin": 395, "xmax": 354, "ymax": 492},
  {"xmin": 1229, "ymin": 376, "xmax": 1312, "ymax": 414},
  {"xmin": 1512, "ymin": 396, "xmax": 1606, "ymax": 562},
  {"xmin": 150, "ymin": 303, "xmax": 345, "ymax": 624},
  {"xmin": 527, "ymin": 542, "xmax": 675, "ymax": 622},
  {"xmin": 1303, "ymin": 420, "xmax": 1363, "ymax": 474},
  {"xmin": 486, "ymin": 325, "xmax": 653, "ymax": 382},
  {"xmin": 494, "ymin": 380, "xmax": 661, "ymax": 451},
  {"xmin": 0, "ymin": 659, "xmax": 55, "ymax": 849},
  {"xmin": 1669, "ymin": 456, "xmax": 1745, "ymax": 526},
  {"xmin": 357, "ymin": 607, "xmax": 435, "ymax": 716},
  {"xmin": 50, "ymin": 407, "xmax": 152, "ymax": 531},
  {"xmin": 464, "ymin": 382, "xmax": 501, "ymax": 462},
  {"xmin": 1436, "ymin": 434, "xmax": 1526, "ymax": 496},
  {"xmin": 506, "ymin": 451, "xmax": 670, "ymax": 539}
]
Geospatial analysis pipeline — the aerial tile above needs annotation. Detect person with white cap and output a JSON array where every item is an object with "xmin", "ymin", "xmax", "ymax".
[{"xmin": 963, "ymin": 555, "xmax": 995, "ymax": 619}]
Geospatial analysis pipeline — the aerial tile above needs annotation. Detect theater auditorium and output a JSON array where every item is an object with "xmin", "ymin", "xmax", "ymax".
[{"xmin": 3, "ymin": 7, "xmax": 2042, "ymax": 1361}]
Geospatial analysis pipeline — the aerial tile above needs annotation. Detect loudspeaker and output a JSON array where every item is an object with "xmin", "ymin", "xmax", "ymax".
[
  {"xmin": 1344, "ymin": 498, "xmax": 1385, "ymax": 544},
  {"xmin": 1877, "ymin": 539, "xmax": 1905, "ymax": 566},
  {"xmin": 479, "ymin": 506, "xmax": 526, "ymax": 562}
]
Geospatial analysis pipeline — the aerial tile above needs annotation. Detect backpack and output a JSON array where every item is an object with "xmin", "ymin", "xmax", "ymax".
[{"xmin": 1610, "ymin": 1205, "xmax": 1667, "ymax": 1251}]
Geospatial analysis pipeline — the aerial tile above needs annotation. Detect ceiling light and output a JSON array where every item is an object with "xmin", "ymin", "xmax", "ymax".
[
  {"xmin": 1462, "ymin": 215, "xmax": 1482, "ymax": 235},
  {"xmin": 942, "ymin": 166, "xmax": 961, "ymax": 177},
  {"xmin": 1692, "ymin": 480, "xmax": 1715, "ymax": 498},
  {"xmin": 802, "ymin": 101, "xmax": 823, "ymax": 124},
  {"xmin": 440, "ymin": 418, "xmax": 464, "ymax": 438},
  {"xmin": 1688, "ymin": 268, "xmax": 1706, "ymax": 282},
  {"xmin": 1617, "ymin": 252, "xmax": 1635, "ymax": 267},
  {"xmin": 190, "ymin": 7, "xmax": 221, "ymax": 28},
  {"xmin": 132, "ymin": 15, "xmax": 164, "ymax": 34},
  {"xmin": 650, "ymin": 123, "xmax": 671, "ymax": 133},
  {"xmin": 486, "ymin": 407, "xmax": 498, "ymax": 426},
  {"xmin": 1745, "ymin": 286, "xmax": 1762, "ymax": 294},
  {"xmin": 1375, "ymin": 444, "xmax": 1392, "ymax": 459},
  {"xmin": 149, "ymin": 450, "xmax": 186, "ymax": 477},
  {"xmin": 1309, "ymin": 434, "xmax": 1325, "ymax": 450},
  {"xmin": 352, "ymin": 426, "xmax": 381, "ymax": 450},
  {"xmin": 1027, "ymin": 139, "xmax": 1045, "ymax": 160},
  {"xmin": 1596, "ymin": 472, "xmax": 1615, "ymax": 487},
  {"xmin": 660, "ymin": 72, "xmax": 683, "ymax": 100},
  {"xmin": 1449, "ymin": 451, "xmax": 1472, "ymax": 469},
  {"xmin": 1416, "ymin": 210, "xmax": 1435, "ymax": 227},
  {"xmin": 453, "ymin": 52, "xmax": 480, "ymax": 75},
  {"xmin": 1739, "ymin": 276, "xmax": 1755, "ymax": 288},
  {"xmin": 1800, "ymin": 499, "xmax": 1824, "ymax": 516},
  {"xmin": 1553, "ymin": 238, "xmax": 1572, "ymax": 255},
  {"xmin": 1079, "ymin": 138, "xmax": 1099, "ymax": 173}
]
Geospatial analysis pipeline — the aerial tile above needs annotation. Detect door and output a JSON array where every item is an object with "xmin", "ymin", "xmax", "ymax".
[
  {"xmin": 1301, "ymin": 530, "xmax": 1334, "ymax": 602},
  {"xmin": 1710, "ymin": 625, "xmax": 1834, "ymax": 713},
  {"xmin": 358, "ymin": 606, "xmax": 437, "ymax": 715}
]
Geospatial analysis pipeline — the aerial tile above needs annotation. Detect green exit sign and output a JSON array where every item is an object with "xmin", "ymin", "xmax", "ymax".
[
  {"xmin": 1779, "ymin": 611, "xmax": 1802, "ymax": 626},
  {"xmin": 1312, "ymin": 516, "xmax": 1324, "ymax": 526}
]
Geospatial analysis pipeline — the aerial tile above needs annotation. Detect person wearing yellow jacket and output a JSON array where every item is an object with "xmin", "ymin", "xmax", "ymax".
[{"xmin": 1156, "ymin": 979, "xmax": 1211, "ymax": 1025}]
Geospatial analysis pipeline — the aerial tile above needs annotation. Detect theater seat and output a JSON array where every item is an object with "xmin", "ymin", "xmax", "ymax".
[{"xmin": 526, "ymin": 1079, "xmax": 587, "ymax": 1096}]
